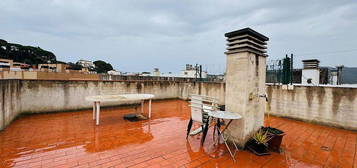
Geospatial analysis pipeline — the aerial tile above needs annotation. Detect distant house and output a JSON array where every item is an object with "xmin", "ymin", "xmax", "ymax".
[
  {"xmin": 38, "ymin": 63, "xmax": 68, "ymax": 72},
  {"xmin": 180, "ymin": 64, "xmax": 207, "ymax": 78},
  {"xmin": 152, "ymin": 68, "xmax": 160, "ymax": 76},
  {"xmin": 0, "ymin": 58, "xmax": 13, "ymax": 71},
  {"xmin": 0, "ymin": 59, "xmax": 31, "ymax": 71},
  {"xmin": 77, "ymin": 59, "xmax": 95, "ymax": 68},
  {"xmin": 207, "ymin": 74, "xmax": 225, "ymax": 81},
  {"xmin": 108, "ymin": 70, "xmax": 121, "ymax": 75},
  {"xmin": 12, "ymin": 62, "xmax": 30, "ymax": 71},
  {"xmin": 140, "ymin": 72, "xmax": 151, "ymax": 76}
]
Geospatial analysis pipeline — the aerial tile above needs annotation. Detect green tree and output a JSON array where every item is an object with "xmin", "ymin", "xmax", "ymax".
[
  {"xmin": 94, "ymin": 60, "xmax": 113, "ymax": 73},
  {"xmin": 67, "ymin": 62, "xmax": 83, "ymax": 70},
  {"xmin": 0, "ymin": 39, "xmax": 57, "ymax": 65}
]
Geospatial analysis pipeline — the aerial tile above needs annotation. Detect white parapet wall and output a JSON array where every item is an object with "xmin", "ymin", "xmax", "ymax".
[
  {"xmin": 0, "ymin": 80, "xmax": 225, "ymax": 130},
  {"xmin": 267, "ymin": 85, "xmax": 357, "ymax": 130},
  {"xmin": 1, "ymin": 80, "xmax": 357, "ymax": 131},
  {"xmin": 0, "ymin": 80, "xmax": 22, "ymax": 130}
]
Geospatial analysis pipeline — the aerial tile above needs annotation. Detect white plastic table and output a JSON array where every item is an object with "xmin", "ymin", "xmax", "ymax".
[
  {"xmin": 85, "ymin": 94, "xmax": 155, "ymax": 125},
  {"xmin": 208, "ymin": 110, "xmax": 242, "ymax": 162}
]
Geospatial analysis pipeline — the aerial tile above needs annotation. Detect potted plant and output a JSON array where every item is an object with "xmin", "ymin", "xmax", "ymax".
[
  {"xmin": 246, "ymin": 129, "xmax": 272, "ymax": 156},
  {"xmin": 263, "ymin": 95, "xmax": 285, "ymax": 152},
  {"xmin": 261, "ymin": 126, "xmax": 285, "ymax": 152}
]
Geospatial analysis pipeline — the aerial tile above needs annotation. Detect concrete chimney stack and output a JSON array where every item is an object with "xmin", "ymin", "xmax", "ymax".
[
  {"xmin": 224, "ymin": 28, "xmax": 269, "ymax": 146},
  {"xmin": 302, "ymin": 59, "xmax": 320, "ymax": 85}
]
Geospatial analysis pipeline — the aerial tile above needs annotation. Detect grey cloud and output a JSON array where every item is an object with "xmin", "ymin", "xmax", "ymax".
[{"xmin": 0, "ymin": 0, "xmax": 356, "ymax": 72}]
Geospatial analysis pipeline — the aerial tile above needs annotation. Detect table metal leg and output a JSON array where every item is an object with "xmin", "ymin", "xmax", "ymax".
[
  {"xmin": 214, "ymin": 119, "xmax": 223, "ymax": 145},
  {"xmin": 148, "ymin": 99, "xmax": 152, "ymax": 119},
  {"xmin": 215, "ymin": 119, "xmax": 239, "ymax": 162},
  {"xmin": 96, "ymin": 102, "xmax": 100, "ymax": 125},
  {"xmin": 93, "ymin": 102, "xmax": 96, "ymax": 120},
  {"xmin": 213, "ymin": 124, "xmax": 216, "ymax": 140},
  {"xmin": 141, "ymin": 100, "xmax": 144, "ymax": 114}
]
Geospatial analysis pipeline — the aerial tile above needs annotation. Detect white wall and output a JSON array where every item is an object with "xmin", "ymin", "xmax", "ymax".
[
  {"xmin": 180, "ymin": 70, "xmax": 208, "ymax": 78},
  {"xmin": 302, "ymin": 69, "xmax": 320, "ymax": 85},
  {"xmin": 0, "ymin": 80, "xmax": 22, "ymax": 130},
  {"xmin": 267, "ymin": 85, "xmax": 357, "ymax": 130},
  {"xmin": 0, "ymin": 80, "xmax": 225, "ymax": 130},
  {"xmin": 2, "ymin": 79, "xmax": 357, "ymax": 131}
]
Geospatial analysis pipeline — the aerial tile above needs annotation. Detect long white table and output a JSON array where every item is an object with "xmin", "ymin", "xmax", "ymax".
[{"xmin": 85, "ymin": 94, "xmax": 155, "ymax": 125}]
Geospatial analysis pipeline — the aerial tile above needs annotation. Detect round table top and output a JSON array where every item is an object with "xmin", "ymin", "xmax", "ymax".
[
  {"xmin": 85, "ymin": 94, "xmax": 155, "ymax": 102},
  {"xmin": 208, "ymin": 111, "xmax": 242, "ymax": 120}
]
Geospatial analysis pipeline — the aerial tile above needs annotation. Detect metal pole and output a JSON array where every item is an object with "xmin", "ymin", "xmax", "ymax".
[
  {"xmin": 285, "ymin": 54, "xmax": 288, "ymax": 84},
  {"xmin": 272, "ymin": 63, "xmax": 275, "ymax": 84},
  {"xmin": 291, "ymin": 53, "xmax": 294, "ymax": 85},
  {"xmin": 199, "ymin": 65, "xmax": 202, "ymax": 81},
  {"xmin": 195, "ymin": 64, "xmax": 198, "ymax": 80},
  {"xmin": 279, "ymin": 60, "xmax": 282, "ymax": 84},
  {"xmin": 141, "ymin": 100, "xmax": 144, "ymax": 114}
]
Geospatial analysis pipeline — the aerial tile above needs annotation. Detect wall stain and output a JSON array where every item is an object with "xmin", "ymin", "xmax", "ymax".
[
  {"xmin": 63, "ymin": 83, "xmax": 69, "ymax": 107},
  {"xmin": 126, "ymin": 82, "xmax": 131, "ymax": 88},
  {"xmin": 316, "ymin": 87, "xmax": 326, "ymax": 105},
  {"xmin": 26, "ymin": 80, "xmax": 40, "ymax": 91},
  {"xmin": 159, "ymin": 81, "xmax": 170, "ymax": 89},
  {"xmin": 305, "ymin": 87, "xmax": 313, "ymax": 107},
  {"xmin": 266, "ymin": 85, "xmax": 273, "ymax": 110},
  {"xmin": 332, "ymin": 88, "xmax": 343, "ymax": 114},
  {"xmin": 1, "ymin": 82, "xmax": 5, "ymax": 129},
  {"xmin": 290, "ymin": 89, "xmax": 296, "ymax": 101},
  {"xmin": 94, "ymin": 81, "xmax": 99, "ymax": 88},
  {"xmin": 16, "ymin": 80, "xmax": 22, "ymax": 99},
  {"xmin": 198, "ymin": 82, "xmax": 201, "ymax": 95},
  {"xmin": 143, "ymin": 81, "xmax": 154, "ymax": 87},
  {"xmin": 255, "ymin": 55, "xmax": 259, "ymax": 77},
  {"xmin": 346, "ymin": 88, "xmax": 357, "ymax": 102},
  {"xmin": 83, "ymin": 81, "xmax": 89, "ymax": 89},
  {"xmin": 136, "ymin": 82, "xmax": 142, "ymax": 93},
  {"xmin": 332, "ymin": 87, "xmax": 357, "ymax": 114},
  {"xmin": 205, "ymin": 83, "xmax": 209, "ymax": 95},
  {"xmin": 10, "ymin": 81, "xmax": 14, "ymax": 116}
]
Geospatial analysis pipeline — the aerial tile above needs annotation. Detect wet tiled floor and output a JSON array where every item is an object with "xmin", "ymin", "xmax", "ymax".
[{"xmin": 0, "ymin": 99, "xmax": 356, "ymax": 168}]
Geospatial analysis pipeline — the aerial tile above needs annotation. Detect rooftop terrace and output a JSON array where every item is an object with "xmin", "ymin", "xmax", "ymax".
[{"xmin": 0, "ymin": 99, "xmax": 356, "ymax": 168}]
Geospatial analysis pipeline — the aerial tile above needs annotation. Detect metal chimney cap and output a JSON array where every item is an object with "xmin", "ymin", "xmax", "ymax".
[
  {"xmin": 302, "ymin": 59, "xmax": 320, "ymax": 63},
  {"xmin": 225, "ymin": 28, "xmax": 269, "ymax": 41},
  {"xmin": 302, "ymin": 59, "xmax": 320, "ymax": 69}
]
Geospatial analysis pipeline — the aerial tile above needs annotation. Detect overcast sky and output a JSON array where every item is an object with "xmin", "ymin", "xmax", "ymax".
[{"xmin": 1, "ymin": 0, "xmax": 357, "ymax": 73}]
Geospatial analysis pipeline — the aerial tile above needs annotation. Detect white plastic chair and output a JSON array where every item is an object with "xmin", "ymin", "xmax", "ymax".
[{"xmin": 186, "ymin": 94, "xmax": 218, "ymax": 145}]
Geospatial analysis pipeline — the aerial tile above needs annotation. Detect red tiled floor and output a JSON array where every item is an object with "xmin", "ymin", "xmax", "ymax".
[{"xmin": 0, "ymin": 99, "xmax": 356, "ymax": 168}]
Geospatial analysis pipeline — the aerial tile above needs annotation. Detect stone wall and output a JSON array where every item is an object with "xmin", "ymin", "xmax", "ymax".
[
  {"xmin": 0, "ymin": 80, "xmax": 225, "ymax": 130},
  {"xmin": 2, "ymin": 79, "xmax": 357, "ymax": 131},
  {"xmin": 267, "ymin": 85, "xmax": 357, "ymax": 130}
]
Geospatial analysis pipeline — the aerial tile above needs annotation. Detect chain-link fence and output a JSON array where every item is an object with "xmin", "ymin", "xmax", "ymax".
[{"xmin": 266, "ymin": 55, "xmax": 294, "ymax": 84}]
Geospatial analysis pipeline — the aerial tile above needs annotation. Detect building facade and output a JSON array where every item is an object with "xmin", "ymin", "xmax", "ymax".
[
  {"xmin": 180, "ymin": 64, "xmax": 207, "ymax": 78},
  {"xmin": 77, "ymin": 60, "xmax": 95, "ymax": 68}
]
